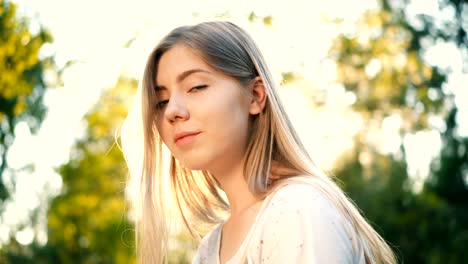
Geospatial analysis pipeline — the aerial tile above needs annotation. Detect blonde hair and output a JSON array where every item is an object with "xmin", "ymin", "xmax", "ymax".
[{"xmin": 121, "ymin": 21, "xmax": 397, "ymax": 264}]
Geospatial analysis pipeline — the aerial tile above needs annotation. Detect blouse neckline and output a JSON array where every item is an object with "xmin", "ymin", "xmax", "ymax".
[
  {"xmin": 215, "ymin": 183, "xmax": 289, "ymax": 264},
  {"xmin": 215, "ymin": 202, "xmax": 263, "ymax": 264}
]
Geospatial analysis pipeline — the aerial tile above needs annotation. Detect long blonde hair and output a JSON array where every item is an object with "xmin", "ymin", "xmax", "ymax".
[{"xmin": 121, "ymin": 21, "xmax": 397, "ymax": 264}]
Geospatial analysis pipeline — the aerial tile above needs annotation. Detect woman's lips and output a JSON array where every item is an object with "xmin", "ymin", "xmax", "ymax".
[{"xmin": 174, "ymin": 132, "xmax": 201, "ymax": 147}]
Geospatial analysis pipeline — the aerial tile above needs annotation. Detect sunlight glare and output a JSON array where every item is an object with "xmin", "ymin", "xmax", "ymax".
[{"xmin": 15, "ymin": 227, "xmax": 34, "ymax": 245}]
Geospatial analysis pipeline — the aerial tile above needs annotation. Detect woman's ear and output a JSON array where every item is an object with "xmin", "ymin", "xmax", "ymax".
[{"xmin": 248, "ymin": 76, "xmax": 267, "ymax": 115}]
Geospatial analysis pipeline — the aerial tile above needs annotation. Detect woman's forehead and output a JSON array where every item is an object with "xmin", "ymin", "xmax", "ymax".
[{"xmin": 156, "ymin": 45, "xmax": 213, "ymax": 84}]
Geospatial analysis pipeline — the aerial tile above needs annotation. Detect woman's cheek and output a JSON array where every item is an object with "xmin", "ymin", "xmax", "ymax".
[{"xmin": 156, "ymin": 125, "xmax": 171, "ymax": 148}]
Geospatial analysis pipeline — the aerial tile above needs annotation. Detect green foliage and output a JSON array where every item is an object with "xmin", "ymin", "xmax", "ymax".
[
  {"xmin": 0, "ymin": 0, "xmax": 57, "ymax": 201},
  {"xmin": 280, "ymin": 71, "xmax": 298, "ymax": 85},
  {"xmin": 248, "ymin": 11, "xmax": 273, "ymax": 26},
  {"xmin": 329, "ymin": 0, "xmax": 468, "ymax": 263},
  {"xmin": 332, "ymin": 145, "xmax": 409, "ymax": 262},
  {"xmin": 44, "ymin": 77, "xmax": 138, "ymax": 264},
  {"xmin": 328, "ymin": 1, "xmax": 449, "ymax": 131},
  {"xmin": 426, "ymin": 108, "xmax": 468, "ymax": 205},
  {"xmin": 420, "ymin": 108, "xmax": 468, "ymax": 263},
  {"xmin": 334, "ymin": 136, "xmax": 468, "ymax": 264}
]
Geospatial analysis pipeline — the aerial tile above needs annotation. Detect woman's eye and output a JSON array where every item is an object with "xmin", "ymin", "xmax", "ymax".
[
  {"xmin": 156, "ymin": 100, "xmax": 169, "ymax": 109},
  {"xmin": 189, "ymin": 85, "xmax": 208, "ymax": 92}
]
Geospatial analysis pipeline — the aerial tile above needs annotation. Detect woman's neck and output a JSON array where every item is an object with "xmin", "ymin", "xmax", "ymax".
[{"xmin": 211, "ymin": 162, "xmax": 261, "ymax": 217}]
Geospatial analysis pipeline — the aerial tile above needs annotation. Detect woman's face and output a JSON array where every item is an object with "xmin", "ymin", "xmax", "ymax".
[{"xmin": 154, "ymin": 44, "xmax": 252, "ymax": 172}]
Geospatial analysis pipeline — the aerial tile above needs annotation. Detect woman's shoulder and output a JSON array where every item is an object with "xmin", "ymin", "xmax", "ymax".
[
  {"xmin": 264, "ymin": 178, "xmax": 352, "ymax": 228},
  {"xmin": 268, "ymin": 179, "xmax": 332, "ymax": 210},
  {"xmin": 247, "ymin": 178, "xmax": 365, "ymax": 263}
]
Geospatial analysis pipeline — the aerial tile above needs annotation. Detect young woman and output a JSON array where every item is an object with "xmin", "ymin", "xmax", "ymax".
[{"xmin": 121, "ymin": 21, "xmax": 397, "ymax": 263}]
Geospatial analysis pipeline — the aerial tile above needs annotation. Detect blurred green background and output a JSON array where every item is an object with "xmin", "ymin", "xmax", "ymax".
[{"xmin": 0, "ymin": 0, "xmax": 467, "ymax": 263}]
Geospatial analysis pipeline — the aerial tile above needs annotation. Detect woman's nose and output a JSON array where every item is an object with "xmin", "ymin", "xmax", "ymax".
[{"xmin": 164, "ymin": 93, "xmax": 189, "ymax": 123}]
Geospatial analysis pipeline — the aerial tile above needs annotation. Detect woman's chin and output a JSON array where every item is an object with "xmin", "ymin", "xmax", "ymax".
[{"xmin": 177, "ymin": 158, "xmax": 210, "ymax": 172}]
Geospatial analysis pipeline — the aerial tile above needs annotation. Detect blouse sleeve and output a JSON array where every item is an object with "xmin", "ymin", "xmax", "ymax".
[{"xmin": 252, "ymin": 184, "xmax": 362, "ymax": 264}]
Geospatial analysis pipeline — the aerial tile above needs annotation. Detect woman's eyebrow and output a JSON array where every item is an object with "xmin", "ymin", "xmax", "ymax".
[
  {"xmin": 155, "ymin": 68, "xmax": 211, "ymax": 91},
  {"xmin": 154, "ymin": 69, "xmax": 212, "ymax": 92},
  {"xmin": 177, "ymin": 68, "xmax": 211, "ymax": 83}
]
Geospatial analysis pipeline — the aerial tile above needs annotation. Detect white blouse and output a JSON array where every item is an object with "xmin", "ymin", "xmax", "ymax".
[{"xmin": 192, "ymin": 182, "xmax": 366, "ymax": 264}]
